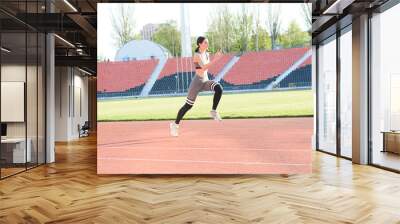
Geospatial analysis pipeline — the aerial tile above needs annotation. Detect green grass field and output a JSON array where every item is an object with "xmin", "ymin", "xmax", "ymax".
[{"xmin": 97, "ymin": 89, "xmax": 313, "ymax": 121}]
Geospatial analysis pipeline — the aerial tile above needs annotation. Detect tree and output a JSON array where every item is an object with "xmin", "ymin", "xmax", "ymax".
[
  {"xmin": 267, "ymin": 4, "xmax": 282, "ymax": 50},
  {"xmin": 249, "ymin": 5, "xmax": 272, "ymax": 51},
  {"xmin": 133, "ymin": 33, "xmax": 142, "ymax": 40},
  {"xmin": 191, "ymin": 36, "xmax": 197, "ymax": 53},
  {"xmin": 234, "ymin": 4, "xmax": 253, "ymax": 52},
  {"xmin": 111, "ymin": 5, "xmax": 136, "ymax": 48},
  {"xmin": 280, "ymin": 20, "xmax": 310, "ymax": 48},
  {"xmin": 152, "ymin": 21, "xmax": 181, "ymax": 57},
  {"xmin": 254, "ymin": 6, "xmax": 260, "ymax": 51},
  {"xmin": 250, "ymin": 26, "xmax": 271, "ymax": 51},
  {"xmin": 206, "ymin": 4, "xmax": 236, "ymax": 53},
  {"xmin": 300, "ymin": 3, "xmax": 312, "ymax": 34}
]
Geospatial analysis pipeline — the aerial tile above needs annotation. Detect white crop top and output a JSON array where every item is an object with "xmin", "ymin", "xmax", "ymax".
[{"xmin": 194, "ymin": 51, "xmax": 210, "ymax": 79}]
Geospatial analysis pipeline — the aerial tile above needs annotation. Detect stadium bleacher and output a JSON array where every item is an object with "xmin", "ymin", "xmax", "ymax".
[
  {"xmin": 149, "ymin": 57, "xmax": 194, "ymax": 95},
  {"xmin": 97, "ymin": 48, "xmax": 311, "ymax": 98},
  {"xmin": 149, "ymin": 54, "xmax": 234, "ymax": 95},
  {"xmin": 277, "ymin": 64, "xmax": 311, "ymax": 88},
  {"xmin": 220, "ymin": 48, "xmax": 309, "ymax": 90},
  {"xmin": 97, "ymin": 59, "xmax": 158, "ymax": 95}
]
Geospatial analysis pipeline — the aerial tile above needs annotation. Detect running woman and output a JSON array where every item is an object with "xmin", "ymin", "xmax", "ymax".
[{"xmin": 170, "ymin": 36, "xmax": 224, "ymax": 137}]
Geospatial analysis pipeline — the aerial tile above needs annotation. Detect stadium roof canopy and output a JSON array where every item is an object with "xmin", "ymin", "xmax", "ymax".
[{"xmin": 115, "ymin": 40, "xmax": 171, "ymax": 61}]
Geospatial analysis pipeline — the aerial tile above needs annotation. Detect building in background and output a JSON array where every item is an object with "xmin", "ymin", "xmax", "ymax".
[{"xmin": 140, "ymin": 23, "xmax": 160, "ymax": 41}]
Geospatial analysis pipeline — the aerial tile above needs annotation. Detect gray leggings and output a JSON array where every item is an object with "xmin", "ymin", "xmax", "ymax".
[
  {"xmin": 185, "ymin": 75, "xmax": 220, "ymax": 105},
  {"xmin": 175, "ymin": 75, "xmax": 223, "ymax": 124}
]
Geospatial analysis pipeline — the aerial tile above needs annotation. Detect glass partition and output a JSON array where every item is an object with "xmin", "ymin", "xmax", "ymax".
[
  {"xmin": 371, "ymin": 4, "xmax": 400, "ymax": 171},
  {"xmin": 317, "ymin": 35, "xmax": 337, "ymax": 154},
  {"xmin": 27, "ymin": 30, "xmax": 38, "ymax": 169},
  {"xmin": 0, "ymin": 1, "xmax": 46, "ymax": 179},
  {"xmin": 38, "ymin": 32, "xmax": 45, "ymax": 165},
  {"xmin": 339, "ymin": 27, "xmax": 352, "ymax": 158},
  {"xmin": 1, "ymin": 30, "xmax": 28, "ymax": 177}
]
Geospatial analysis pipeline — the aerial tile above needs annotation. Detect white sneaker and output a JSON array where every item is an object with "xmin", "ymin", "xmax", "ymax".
[
  {"xmin": 210, "ymin": 110, "xmax": 222, "ymax": 121},
  {"xmin": 170, "ymin": 123, "xmax": 179, "ymax": 137}
]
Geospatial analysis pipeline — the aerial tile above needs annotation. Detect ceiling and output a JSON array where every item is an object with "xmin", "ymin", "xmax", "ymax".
[
  {"xmin": 311, "ymin": 0, "xmax": 389, "ymax": 43},
  {"xmin": 1, "ymin": 0, "xmax": 98, "ymax": 75}
]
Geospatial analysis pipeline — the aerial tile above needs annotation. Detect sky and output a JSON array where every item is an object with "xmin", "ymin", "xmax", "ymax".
[{"xmin": 98, "ymin": 3, "xmax": 310, "ymax": 60}]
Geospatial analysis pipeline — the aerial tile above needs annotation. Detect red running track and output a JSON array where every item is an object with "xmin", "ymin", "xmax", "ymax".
[{"xmin": 97, "ymin": 118, "xmax": 313, "ymax": 174}]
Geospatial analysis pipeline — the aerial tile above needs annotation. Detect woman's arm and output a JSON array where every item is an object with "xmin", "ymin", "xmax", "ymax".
[{"xmin": 194, "ymin": 51, "xmax": 223, "ymax": 70}]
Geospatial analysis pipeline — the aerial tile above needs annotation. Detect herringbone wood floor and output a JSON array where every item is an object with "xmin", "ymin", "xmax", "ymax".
[{"xmin": 1, "ymin": 134, "xmax": 400, "ymax": 224}]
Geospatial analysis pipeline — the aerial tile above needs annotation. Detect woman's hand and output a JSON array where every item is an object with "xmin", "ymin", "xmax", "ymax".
[
  {"xmin": 215, "ymin": 50, "xmax": 223, "ymax": 58},
  {"xmin": 196, "ymin": 68, "xmax": 206, "ymax": 74},
  {"xmin": 212, "ymin": 50, "xmax": 223, "ymax": 62},
  {"xmin": 196, "ymin": 68, "xmax": 206, "ymax": 76},
  {"xmin": 194, "ymin": 50, "xmax": 222, "ymax": 74}
]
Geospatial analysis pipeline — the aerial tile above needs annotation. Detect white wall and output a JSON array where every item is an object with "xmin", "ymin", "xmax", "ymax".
[
  {"xmin": 1, "ymin": 65, "xmax": 26, "ymax": 139},
  {"xmin": 71, "ymin": 72, "xmax": 89, "ymax": 138},
  {"xmin": 55, "ymin": 66, "xmax": 70, "ymax": 141},
  {"xmin": 1, "ymin": 63, "xmax": 46, "ymax": 164},
  {"xmin": 55, "ymin": 67, "xmax": 89, "ymax": 141}
]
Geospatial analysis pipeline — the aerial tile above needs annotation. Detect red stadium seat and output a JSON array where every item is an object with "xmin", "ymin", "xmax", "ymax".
[
  {"xmin": 98, "ymin": 59, "xmax": 158, "ymax": 93},
  {"xmin": 223, "ymin": 48, "xmax": 310, "ymax": 85},
  {"xmin": 97, "ymin": 48, "xmax": 311, "ymax": 95}
]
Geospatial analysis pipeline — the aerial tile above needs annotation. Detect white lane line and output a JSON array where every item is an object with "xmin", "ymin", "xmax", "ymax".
[
  {"xmin": 98, "ymin": 146, "xmax": 310, "ymax": 151},
  {"xmin": 97, "ymin": 157, "xmax": 310, "ymax": 166}
]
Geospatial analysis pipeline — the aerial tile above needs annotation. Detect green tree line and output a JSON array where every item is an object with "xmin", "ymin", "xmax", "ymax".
[{"xmin": 111, "ymin": 4, "xmax": 311, "ymax": 57}]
